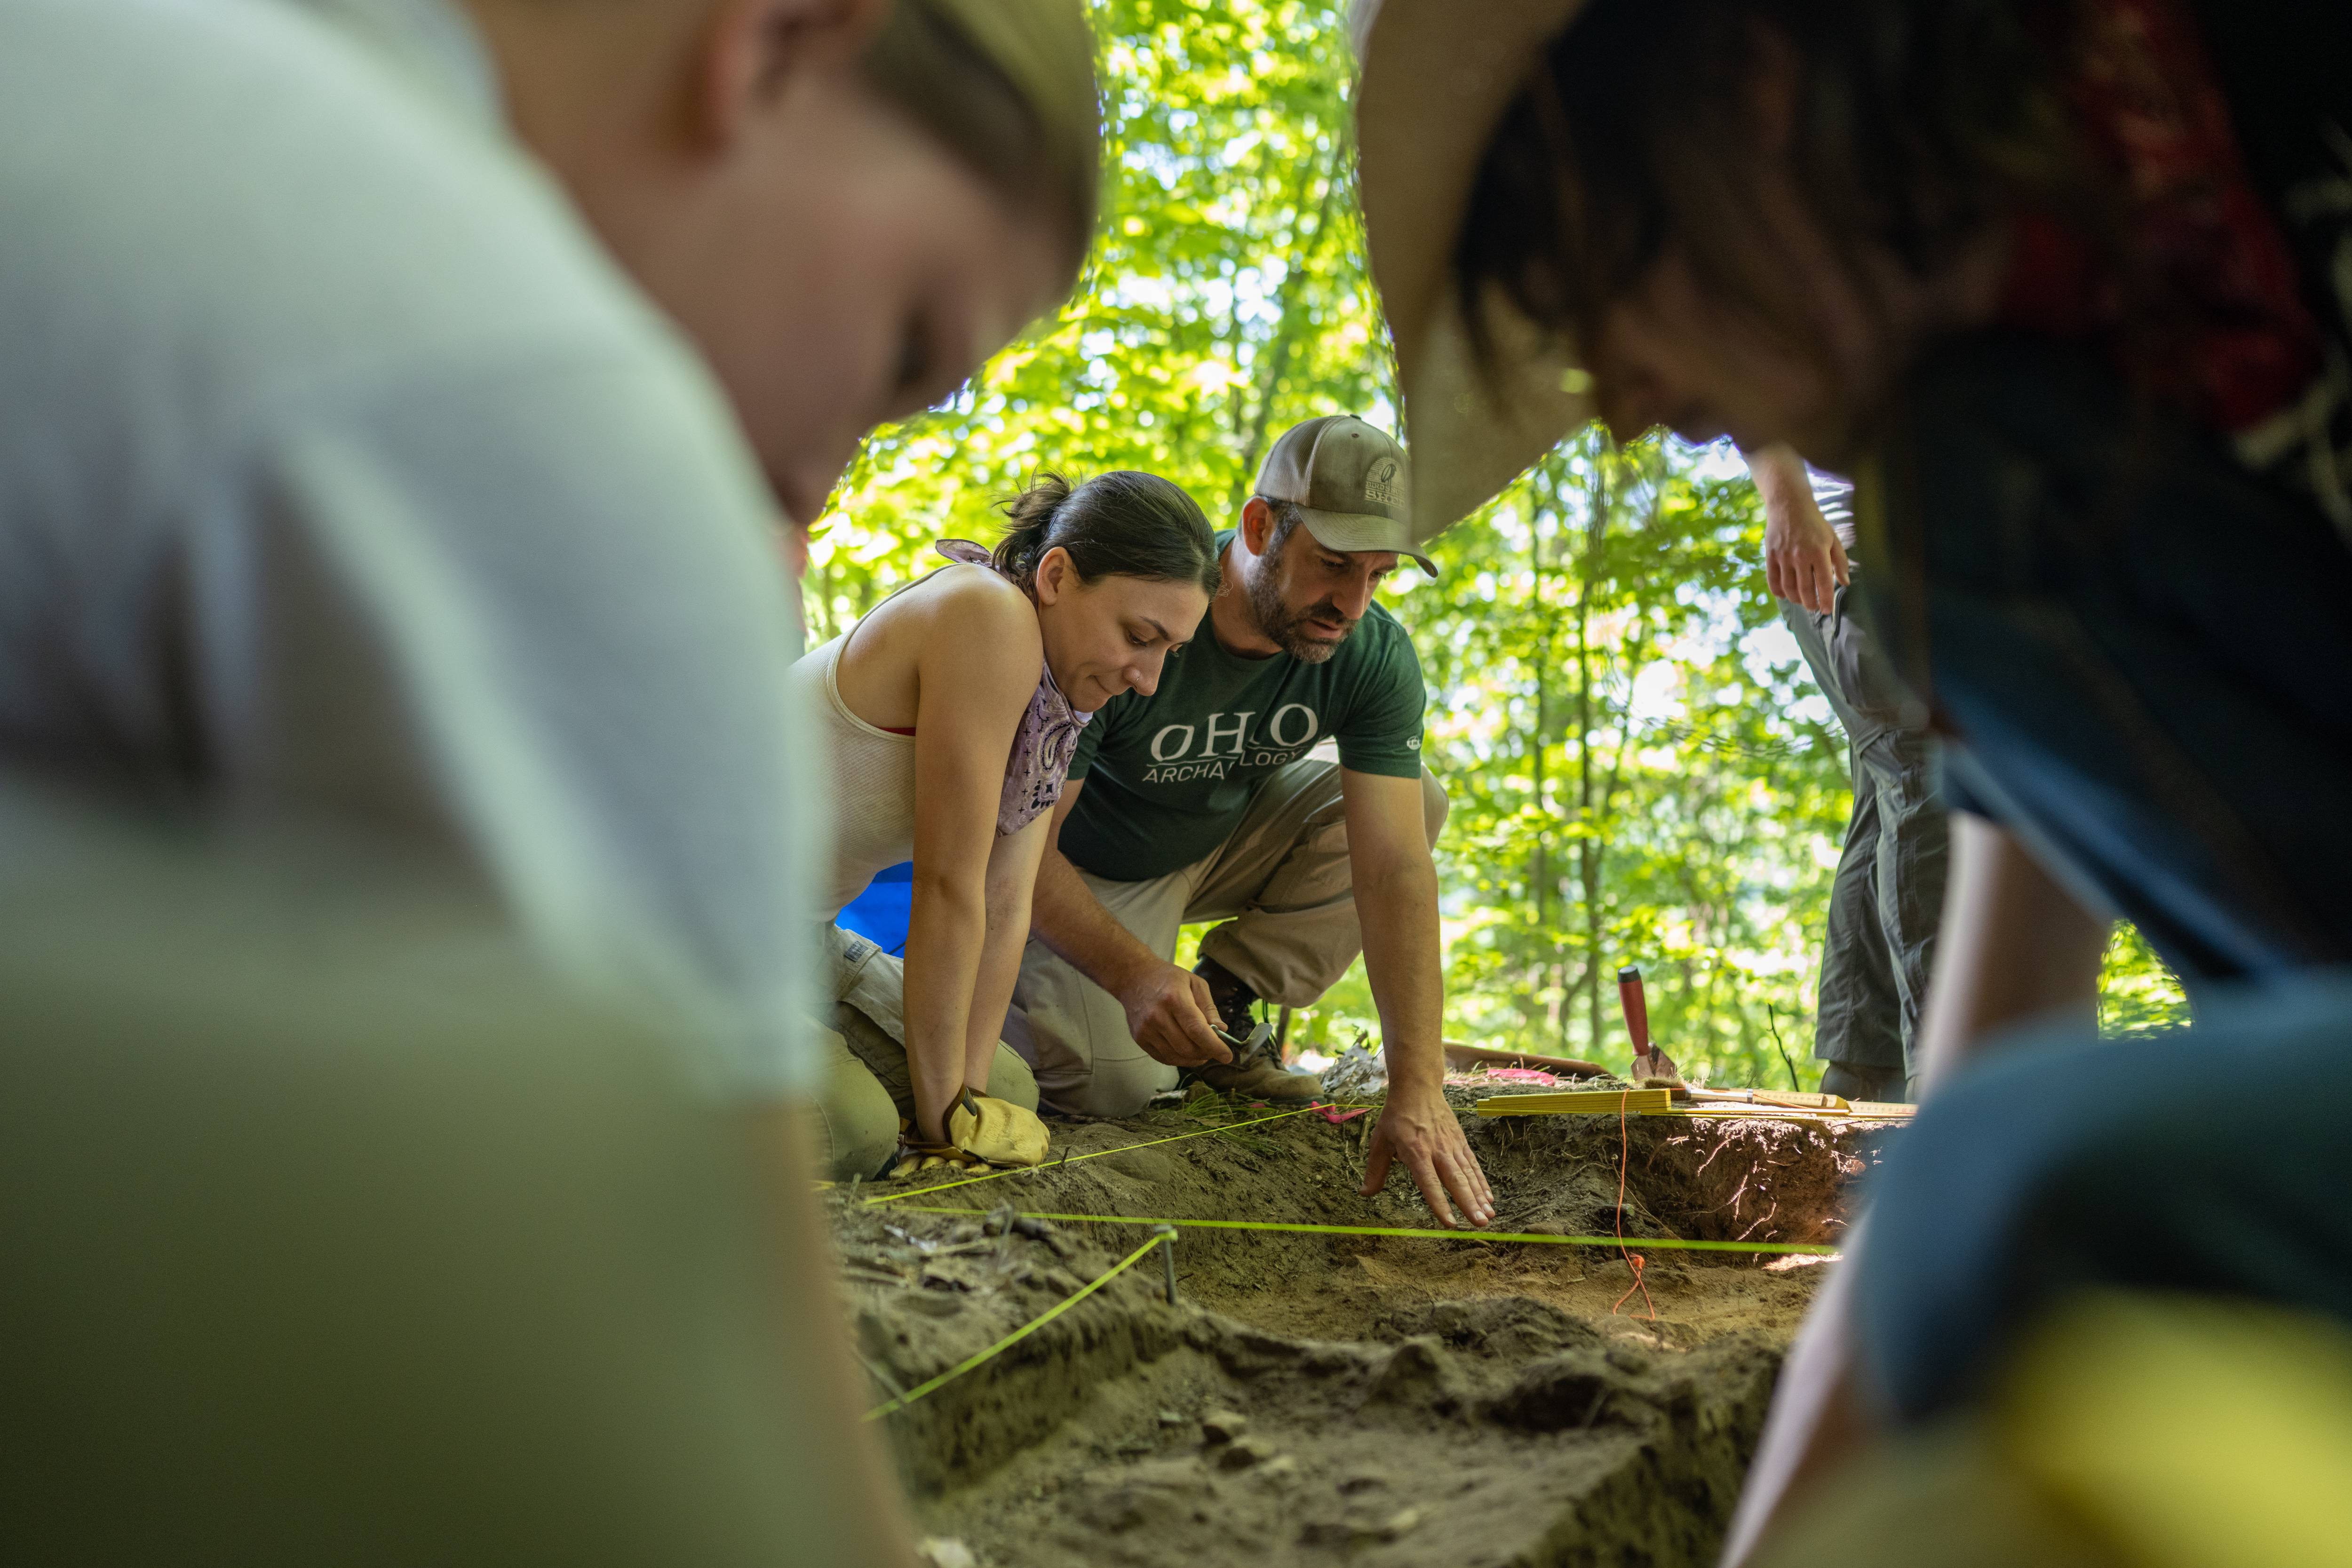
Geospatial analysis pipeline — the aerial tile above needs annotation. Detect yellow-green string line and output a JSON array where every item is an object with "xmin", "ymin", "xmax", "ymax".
[
  {"xmin": 860, "ymin": 1104, "xmax": 1337, "ymax": 1206},
  {"xmin": 894, "ymin": 1206, "xmax": 1841, "ymax": 1257},
  {"xmin": 861, "ymin": 1234, "xmax": 1165, "ymax": 1421}
]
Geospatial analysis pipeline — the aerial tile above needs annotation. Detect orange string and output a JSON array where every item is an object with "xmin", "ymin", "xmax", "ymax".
[{"xmin": 1610, "ymin": 1086, "xmax": 1657, "ymax": 1321}]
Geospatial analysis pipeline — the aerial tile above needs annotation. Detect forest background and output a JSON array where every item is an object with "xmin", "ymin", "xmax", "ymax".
[{"xmin": 808, "ymin": 0, "xmax": 2187, "ymax": 1086}]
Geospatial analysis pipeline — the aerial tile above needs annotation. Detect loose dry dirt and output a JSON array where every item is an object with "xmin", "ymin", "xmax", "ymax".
[{"xmin": 828, "ymin": 1080, "xmax": 1897, "ymax": 1568}]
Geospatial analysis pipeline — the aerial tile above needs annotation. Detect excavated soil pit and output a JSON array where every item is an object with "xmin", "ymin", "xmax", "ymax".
[{"xmin": 829, "ymin": 1085, "xmax": 1897, "ymax": 1568}]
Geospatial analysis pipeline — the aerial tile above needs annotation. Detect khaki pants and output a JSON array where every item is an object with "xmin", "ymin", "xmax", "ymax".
[
  {"xmin": 806, "ymin": 926, "xmax": 1039, "ymax": 1179},
  {"xmin": 1005, "ymin": 758, "xmax": 1446, "ymax": 1117}
]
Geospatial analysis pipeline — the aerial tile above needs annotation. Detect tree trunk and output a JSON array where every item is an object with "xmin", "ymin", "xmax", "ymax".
[
  {"xmin": 1573, "ymin": 453, "xmax": 1609, "ymax": 1055},
  {"xmin": 1232, "ymin": 150, "xmax": 1342, "ymax": 504}
]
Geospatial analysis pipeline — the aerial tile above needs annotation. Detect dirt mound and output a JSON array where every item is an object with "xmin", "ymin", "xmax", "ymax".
[{"xmin": 830, "ymin": 1090, "xmax": 1891, "ymax": 1567}]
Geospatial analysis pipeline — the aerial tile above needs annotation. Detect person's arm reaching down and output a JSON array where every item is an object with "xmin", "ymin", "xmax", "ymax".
[
  {"xmin": 903, "ymin": 583, "xmax": 1045, "ymax": 1143},
  {"xmin": 968, "ymin": 813, "xmax": 1050, "ymax": 1090},
  {"xmin": 1340, "ymin": 768, "xmax": 1494, "ymax": 1230},
  {"xmin": 1719, "ymin": 813, "xmax": 2108, "ymax": 1567},
  {"xmin": 1748, "ymin": 443, "xmax": 1850, "ymax": 616},
  {"xmin": 1027, "ymin": 780, "xmax": 1231, "ymax": 1069},
  {"xmin": 1907, "ymin": 813, "xmax": 2109, "ymax": 1093}
]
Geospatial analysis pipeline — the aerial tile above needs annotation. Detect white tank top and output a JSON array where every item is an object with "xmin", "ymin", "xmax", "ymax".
[{"xmin": 792, "ymin": 631, "xmax": 914, "ymax": 922}]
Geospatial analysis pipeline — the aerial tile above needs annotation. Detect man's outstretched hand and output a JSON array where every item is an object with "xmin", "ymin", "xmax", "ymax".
[
  {"xmin": 1117, "ymin": 960, "xmax": 1233, "ymax": 1069},
  {"xmin": 1361, "ymin": 1078, "xmax": 1494, "ymax": 1229}
]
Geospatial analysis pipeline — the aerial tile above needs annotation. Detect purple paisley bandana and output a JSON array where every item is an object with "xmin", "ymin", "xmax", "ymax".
[{"xmin": 935, "ymin": 541, "xmax": 1094, "ymax": 835}]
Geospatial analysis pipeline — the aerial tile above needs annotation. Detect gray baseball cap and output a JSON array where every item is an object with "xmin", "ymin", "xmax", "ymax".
[{"xmin": 1252, "ymin": 414, "xmax": 1435, "ymax": 577}]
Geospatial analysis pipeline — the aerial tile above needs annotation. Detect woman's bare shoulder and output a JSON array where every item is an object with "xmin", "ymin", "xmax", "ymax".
[
  {"xmin": 919, "ymin": 564, "xmax": 1042, "ymax": 642},
  {"xmin": 896, "ymin": 565, "xmax": 1042, "ymax": 690}
]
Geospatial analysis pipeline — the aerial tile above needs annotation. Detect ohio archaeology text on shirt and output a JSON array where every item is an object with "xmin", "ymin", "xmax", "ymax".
[{"xmin": 1059, "ymin": 536, "xmax": 1427, "ymax": 882}]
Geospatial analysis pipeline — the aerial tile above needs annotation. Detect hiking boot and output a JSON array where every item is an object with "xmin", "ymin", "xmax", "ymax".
[
  {"xmin": 1185, "ymin": 958, "xmax": 1323, "ymax": 1102},
  {"xmin": 1188, "ymin": 1053, "xmax": 1326, "ymax": 1103},
  {"xmin": 1819, "ymin": 1061, "xmax": 1911, "ymax": 1104},
  {"xmin": 1192, "ymin": 955, "xmax": 1262, "ymax": 1044}
]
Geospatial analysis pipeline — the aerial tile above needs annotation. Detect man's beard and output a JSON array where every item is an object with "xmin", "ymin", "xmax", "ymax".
[{"xmin": 1247, "ymin": 561, "xmax": 1359, "ymax": 664}]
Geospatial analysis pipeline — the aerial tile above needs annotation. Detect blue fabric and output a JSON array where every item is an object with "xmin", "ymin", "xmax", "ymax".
[
  {"xmin": 834, "ymin": 862, "xmax": 912, "ymax": 956},
  {"xmin": 1845, "ymin": 329, "xmax": 2352, "ymax": 1421},
  {"xmin": 1855, "ymin": 977, "xmax": 2352, "ymax": 1422},
  {"xmin": 1859, "ymin": 332, "xmax": 2352, "ymax": 983}
]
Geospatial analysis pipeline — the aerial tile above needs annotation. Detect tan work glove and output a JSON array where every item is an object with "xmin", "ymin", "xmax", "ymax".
[
  {"xmin": 887, "ymin": 1141, "xmax": 982, "ymax": 1179},
  {"xmin": 947, "ymin": 1088, "xmax": 1049, "ymax": 1168},
  {"xmin": 887, "ymin": 1115, "xmax": 985, "ymax": 1180}
]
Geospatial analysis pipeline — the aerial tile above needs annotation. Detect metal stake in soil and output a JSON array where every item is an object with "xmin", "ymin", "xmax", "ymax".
[{"xmin": 1153, "ymin": 1223, "xmax": 1178, "ymax": 1305}]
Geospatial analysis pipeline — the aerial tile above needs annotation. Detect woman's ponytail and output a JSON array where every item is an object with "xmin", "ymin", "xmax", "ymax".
[
  {"xmin": 992, "ymin": 471, "xmax": 1075, "ymax": 581},
  {"xmin": 990, "ymin": 470, "xmax": 1221, "ymax": 597}
]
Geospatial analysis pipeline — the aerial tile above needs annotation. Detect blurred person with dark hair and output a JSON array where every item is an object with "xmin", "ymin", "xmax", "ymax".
[{"xmin": 1357, "ymin": 0, "xmax": 2352, "ymax": 1558}]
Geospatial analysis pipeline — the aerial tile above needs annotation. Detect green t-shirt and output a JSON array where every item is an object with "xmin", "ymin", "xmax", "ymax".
[{"xmin": 1061, "ymin": 536, "xmax": 1428, "ymax": 882}]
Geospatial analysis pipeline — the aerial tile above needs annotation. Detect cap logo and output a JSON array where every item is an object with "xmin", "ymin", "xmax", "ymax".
[{"xmin": 1364, "ymin": 456, "xmax": 1401, "ymax": 507}]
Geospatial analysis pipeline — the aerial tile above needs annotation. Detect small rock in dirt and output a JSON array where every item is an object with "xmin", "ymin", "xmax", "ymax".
[
  {"xmin": 1215, "ymin": 1436, "xmax": 1269, "ymax": 1471},
  {"xmin": 916, "ymin": 1538, "xmax": 978, "ymax": 1568},
  {"xmin": 1199, "ymin": 1408, "xmax": 1249, "ymax": 1444},
  {"xmin": 1361, "ymin": 1336, "xmax": 1464, "ymax": 1413},
  {"xmin": 1336, "ymin": 1472, "xmax": 1388, "ymax": 1495},
  {"xmin": 1256, "ymin": 1454, "xmax": 1300, "ymax": 1485},
  {"xmin": 1379, "ymin": 1507, "xmax": 1423, "ymax": 1542},
  {"xmin": 1156, "ymin": 1409, "xmax": 1187, "ymax": 1427}
]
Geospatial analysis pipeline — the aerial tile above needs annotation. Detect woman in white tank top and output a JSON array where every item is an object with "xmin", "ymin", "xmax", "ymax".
[{"xmin": 796, "ymin": 472, "xmax": 1219, "ymax": 1177}]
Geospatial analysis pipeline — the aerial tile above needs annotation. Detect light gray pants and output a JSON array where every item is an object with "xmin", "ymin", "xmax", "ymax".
[
  {"xmin": 1004, "ymin": 758, "xmax": 1447, "ymax": 1118},
  {"xmin": 805, "ymin": 927, "xmax": 1039, "ymax": 1180}
]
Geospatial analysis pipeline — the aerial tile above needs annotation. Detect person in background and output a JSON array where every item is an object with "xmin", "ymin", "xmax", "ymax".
[
  {"xmin": 1012, "ymin": 415, "xmax": 1497, "ymax": 1232},
  {"xmin": 802, "ymin": 472, "xmax": 1219, "ymax": 1178},
  {"xmin": 1357, "ymin": 0, "xmax": 2352, "ymax": 1558},
  {"xmin": 0, "ymin": 0, "xmax": 1099, "ymax": 1557},
  {"xmin": 1749, "ymin": 445, "xmax": 1948, "ymax": 1103}
]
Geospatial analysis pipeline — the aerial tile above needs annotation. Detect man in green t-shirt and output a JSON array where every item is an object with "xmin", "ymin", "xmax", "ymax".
[{"xmin": 1008, "ymin": 416, "xmax": 1494, "ymax": 1229}]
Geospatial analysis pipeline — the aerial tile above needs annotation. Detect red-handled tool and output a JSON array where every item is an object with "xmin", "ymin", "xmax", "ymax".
[
  {"xmin": 1617, "ymin": 966, "xmax": 1650, "ymax": 1055},
  {"xmin": 1617, "ymin": 964, "xmax": 1683, "ymax": 1085}
]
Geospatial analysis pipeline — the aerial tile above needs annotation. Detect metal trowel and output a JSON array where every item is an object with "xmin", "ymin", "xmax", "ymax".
[{"xmin": 1212, "ymin": 1018, "xmax": 1276, "ymax": 1062}]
